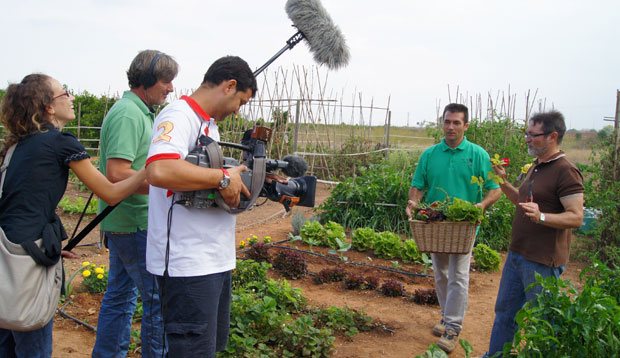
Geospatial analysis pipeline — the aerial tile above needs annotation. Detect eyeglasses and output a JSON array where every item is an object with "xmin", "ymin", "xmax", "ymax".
[
  {"xmin": 52, "ymin": 90, "xmax": 71, "ymax": 100},
  {"xmin": 524, "ymin": 132, "xmax": 550, "ymax": 139}
]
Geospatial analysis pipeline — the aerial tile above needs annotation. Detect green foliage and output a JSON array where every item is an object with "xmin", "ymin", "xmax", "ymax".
[
  {"xmin": 512, "ymin": 273, "xmax": 620, "ymax": 357},
  {"xmin": 299, "ymin": 221, "xmax": 325, "ymax": 247},
  {"xmin": 581, "ymin": 133, "xmax": 620, "ymax": 265},
  {"xmin": 76, "ymin": 262, "xmax": 108, "ymax": 293},
  {"xmin": 277, "ymin": 315, "xmax": 334, "ymax": 357},
  {"xmin": 323, "ymin": 221, "xmax": 346, "ymax": 249},
  {"xmin": 351, "ymin": 227, "xmax": 377, "ymax": 252},
  {"xmin": 401, "ymin": 239, "xmax": 422, "ymax": 263},
  {"xmin": 311, "ymin": 306, "xmax": 373, "ymax": 337},
  {"xmin": 319, "ymin": 151, "xmax": 417, "ymax": 233},
  {"xmin": 472, "ymin": 244, "xmax": 501, "ymax": 272},
  {"xmin": 444, "ymin": 198, "xmax": 484, "ymax": 224},
  {"xmin": 477, "ymin": 196, "xmax": 513, "ymax": 251},
  {"xmin": 58, "ymin": 196, "xmax": 98, "ymax": 215},
  {"xmin": 580, "ymin": 259, "xmax": 620, "ymax": 303},
  {"xmin": 232, "ymin": 259, "xmax": 271, "ymax": 291},
  {"xmin": 373, "ymin": 231, "xmax": 403, "ymax": 259},
  {"xmin": 262, "ymin": 279, "xmax": 307, "ymax": 313}
]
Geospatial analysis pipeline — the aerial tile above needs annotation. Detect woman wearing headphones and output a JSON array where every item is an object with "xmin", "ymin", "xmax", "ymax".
[{"xmin": 0, "ymin": 73, "xmax": 145, "ymax": 357}]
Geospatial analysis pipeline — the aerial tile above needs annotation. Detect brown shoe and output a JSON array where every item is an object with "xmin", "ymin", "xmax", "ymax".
[
  {"xmin": 437, "ymin": 328, "xmax": 458, "ymax": 353},
  {"xmin": 432, "ymin": 321, "xmax": 445, "ymax": 337}
]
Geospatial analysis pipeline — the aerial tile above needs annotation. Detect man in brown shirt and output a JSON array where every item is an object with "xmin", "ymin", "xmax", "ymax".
[{"xmin": 483, "ymin": 110, "xmax": 584, "ymax": 357}]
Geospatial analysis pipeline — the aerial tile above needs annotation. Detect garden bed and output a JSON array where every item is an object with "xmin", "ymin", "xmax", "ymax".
[{"xmin": 52, "ymin": 182, "xmax": 586, "ymax": 357}]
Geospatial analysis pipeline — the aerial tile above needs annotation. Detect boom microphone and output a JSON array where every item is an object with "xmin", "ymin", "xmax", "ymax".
[
  {"xmin": 281, "ymin": 155, "xmax": 308, "ymax": 177},
  {"xmin": 254, "ymin": 0, "xmax": 350, "ymax": 76}
]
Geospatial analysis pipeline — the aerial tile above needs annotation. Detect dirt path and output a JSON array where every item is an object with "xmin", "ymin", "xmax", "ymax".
[{"xmin": 52, "ymin": 182, "xmax": 584, "ymax": 357}]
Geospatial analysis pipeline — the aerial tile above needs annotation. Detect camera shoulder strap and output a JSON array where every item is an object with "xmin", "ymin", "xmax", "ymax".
[{"xmin": 0, "ymin": 144, "xmax": 17, "ymax": 199}]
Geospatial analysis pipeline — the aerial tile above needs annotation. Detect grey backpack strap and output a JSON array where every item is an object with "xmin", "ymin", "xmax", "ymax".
[{"xmin": 0, "ymin": 144, "xmax": 17, "ymax": 199}]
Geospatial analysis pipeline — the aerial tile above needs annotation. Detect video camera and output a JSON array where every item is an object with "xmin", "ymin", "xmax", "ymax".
[{"xmin": 176, "ymin": 126, "xmax": 316, "ymax": 213}]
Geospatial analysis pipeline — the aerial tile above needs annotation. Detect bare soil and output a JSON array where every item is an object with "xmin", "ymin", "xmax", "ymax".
[{"xmin": 52, "ymin": 182, "xmax": 585, "ymax": 357}]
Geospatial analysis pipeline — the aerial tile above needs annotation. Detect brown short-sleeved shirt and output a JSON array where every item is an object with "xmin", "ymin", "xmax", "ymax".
[{"xmin": 509, "ymin": 152, "xmax": 584, "ymax": 267}]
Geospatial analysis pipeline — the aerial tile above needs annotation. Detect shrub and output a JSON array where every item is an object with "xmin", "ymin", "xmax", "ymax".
[
  {"xmin": 472, "ymin": 243, "xmax": 501, "ymax": 272},
  {"xmin": 373, "ymin": 231, "xmax": 403, "ymax": 259},
  {"xmin": 319, "ymin": 151, "xmax": 417, "ymax": 233},
  {"xmin": 272, "ymin": 251, "xmax": 308, "ymax": 280},
  {"xmin": 513, "ymin": 274, "xmax": 620, "ymax": 357},
  {"xmin": 351, "ymin": 227, "xmax": 377, "ymax": 252},
  {"xmin": 411, "ymin": 288, "xmax": 439, "ymax": 305},
  {"xmin": 58, "ymin": 196, "xmax": 98, "ymax": 215},
  {"xmin": 380, "ymin": 279, "xmax": 405, "ymax": 297},
  {"xmin": 245, "ymin": 242, "xmax": 271, "ymax": 263},
  {"xmin": 314, "ymin": 267, "xmax": 347, "ymax": 284},
  {"xmin": 477, "ymin": 196, "xmax": 514, "ymax": 251}
]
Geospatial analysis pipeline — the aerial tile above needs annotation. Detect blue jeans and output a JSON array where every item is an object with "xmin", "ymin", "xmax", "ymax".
[
  {"xmin": 92, "ymin": 231, "xmax": 164, "ymax": 358},
  {"xmin": 156, "ymin": 271, "xmax": 232, "ymax": 358},
  {"xmin": 486, "ymin": 251, "xmax": 564, "ymax": 356},
  {"xmin": 0, "ymin": 319, "xmax": 53, "ymax": 358}
]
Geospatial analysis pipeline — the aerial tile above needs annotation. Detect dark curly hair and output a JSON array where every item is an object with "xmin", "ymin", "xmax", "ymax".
[{"xmin": 0, "ymin": 73, "xmax": 54, "ymax": 158}]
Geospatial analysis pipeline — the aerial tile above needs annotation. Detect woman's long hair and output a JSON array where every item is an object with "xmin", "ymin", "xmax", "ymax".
[{"xmin": 0, "ymin": 73, "xmax": 53, "ymax": 159}]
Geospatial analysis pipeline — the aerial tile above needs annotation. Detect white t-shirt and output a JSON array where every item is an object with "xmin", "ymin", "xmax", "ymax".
[{"xmin": 145, "ymin": 96, "xmax": 236, "ymax": 277}]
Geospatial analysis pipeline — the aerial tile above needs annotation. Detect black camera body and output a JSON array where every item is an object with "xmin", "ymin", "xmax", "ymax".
[{"xmin": 176, "ymin": 126, "xmax": 316, "ymax": 213}]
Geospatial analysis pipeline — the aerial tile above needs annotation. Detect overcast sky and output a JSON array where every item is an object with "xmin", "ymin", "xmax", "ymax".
[{"xmin": 1, "ymin": 0, "xmax": 618, "ymax": 130}]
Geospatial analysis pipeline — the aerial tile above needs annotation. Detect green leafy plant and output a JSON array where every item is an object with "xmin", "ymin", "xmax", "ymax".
[
  {"xmin": 512, "ymin": 273, "xmax": 620, "ymax": 357},
  {"xmin": 472, "ymin": 244, "xmax": 501, "ymax": 272},
  {"xmin": 373, "ymin": 231, "xmax": 403, "ymax": 259},
  {"xmin": 291, "ymin": 211, "xmax": 307, "ymax": 236},
  {"xmin": 58, "ymin": 196, "xmax": 98, "ymax": 215},
  {"xmin": 232, "ymin": 259, "xmax": 271, "ymax": 291},
  {"xmin": 444, "ymin": 198, "xmax": 484, "ymax": 224},
  {"xmin": 323, "ymin": 221, "xmax": 346, "ymax": 249},
  {"xmin": 401, "ymin": 239, "xmax": 422, "ymax": 263},
  {"xmin": 300, "ymin": 221, "xmax": 325, "ymax": 247},
  {"xmin": 476, "ymin": 196, "xmax": 514, "ymax": 251},
  {"xmin": 311, "ymin": 306, "xmax": 373, "ymax": 337},
  {"xmin": 351, "ymin": 227, "xmax": 377, "ymax": 252}
]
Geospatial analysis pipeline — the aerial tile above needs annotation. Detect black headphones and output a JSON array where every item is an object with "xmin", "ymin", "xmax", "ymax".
[{"xmin": 140, "ymin": 51, "xmax": 163, "ymax": 89}]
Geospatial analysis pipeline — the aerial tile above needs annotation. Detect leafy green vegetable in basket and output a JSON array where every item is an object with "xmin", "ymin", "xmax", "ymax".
[{"xmin": 445, "ymin": 198, "xmax": 484, "ymax": 224}]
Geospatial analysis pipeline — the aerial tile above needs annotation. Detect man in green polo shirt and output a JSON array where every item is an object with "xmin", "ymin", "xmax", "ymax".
[
  {"xmin": 406, "ymin": 103, "xmax": 501, "ymax": 353},
  {"xmin": 93, "ymin": 50, "xmax": 178, "ymax": 358}
]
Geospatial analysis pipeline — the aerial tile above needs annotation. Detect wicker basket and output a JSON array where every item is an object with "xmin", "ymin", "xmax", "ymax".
[{"xmin": 409, "ymin": 220, "xmax": 478, "ymax": 254}]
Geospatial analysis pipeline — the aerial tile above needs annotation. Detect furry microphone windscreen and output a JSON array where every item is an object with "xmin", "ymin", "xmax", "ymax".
[
  {"xmin": 285, "ymin": 0, "xmax": 350, "ymax": 70},
  {"xmin": 282, "ymin": 155, "xmax": 309, "ymax": 178}
]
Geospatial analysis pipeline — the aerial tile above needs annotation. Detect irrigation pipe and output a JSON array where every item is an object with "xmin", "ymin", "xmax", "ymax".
[
  {"xmin": 57, "ymin": 299, "xmax": 97, "ymax": 332},
  {"xmin": 266, "ymin": 244, "xmax": 431, "ymax": 278}
]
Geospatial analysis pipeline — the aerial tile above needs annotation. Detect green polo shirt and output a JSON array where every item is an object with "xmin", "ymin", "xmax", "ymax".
[
  {"xmin": 411, "ymin": 137, "xmax": 499, "ymax": 204},
  {"xmin": 98, "ymin": 91, "xmax": 153, "ymax": 232}
]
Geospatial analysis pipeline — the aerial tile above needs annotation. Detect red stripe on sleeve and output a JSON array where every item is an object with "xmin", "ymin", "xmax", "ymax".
[{"xmin": 145, "ymin": 153, "xmax": 181, "ymax": 167}]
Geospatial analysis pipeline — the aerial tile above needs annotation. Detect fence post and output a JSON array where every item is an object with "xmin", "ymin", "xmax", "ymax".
[
  {"xmin": 614, "ymin": 90, "xmax": 620, "ymax": 180},
  {"xmin": 293, "ymin": 99, "xmax": 301, "ymax": 153},
  {"xmin": 384, "ymin": 110, "xmax": 391, "ymax": 158}
]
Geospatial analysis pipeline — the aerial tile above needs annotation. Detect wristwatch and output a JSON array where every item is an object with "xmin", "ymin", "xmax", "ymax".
[
  {"xmin": 539, "ymin": 212, "xmax": 546, "ymax": 223},
  {"xmin": 218, "ymin": 168, "xmax": 230, "ymax": 190}
]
